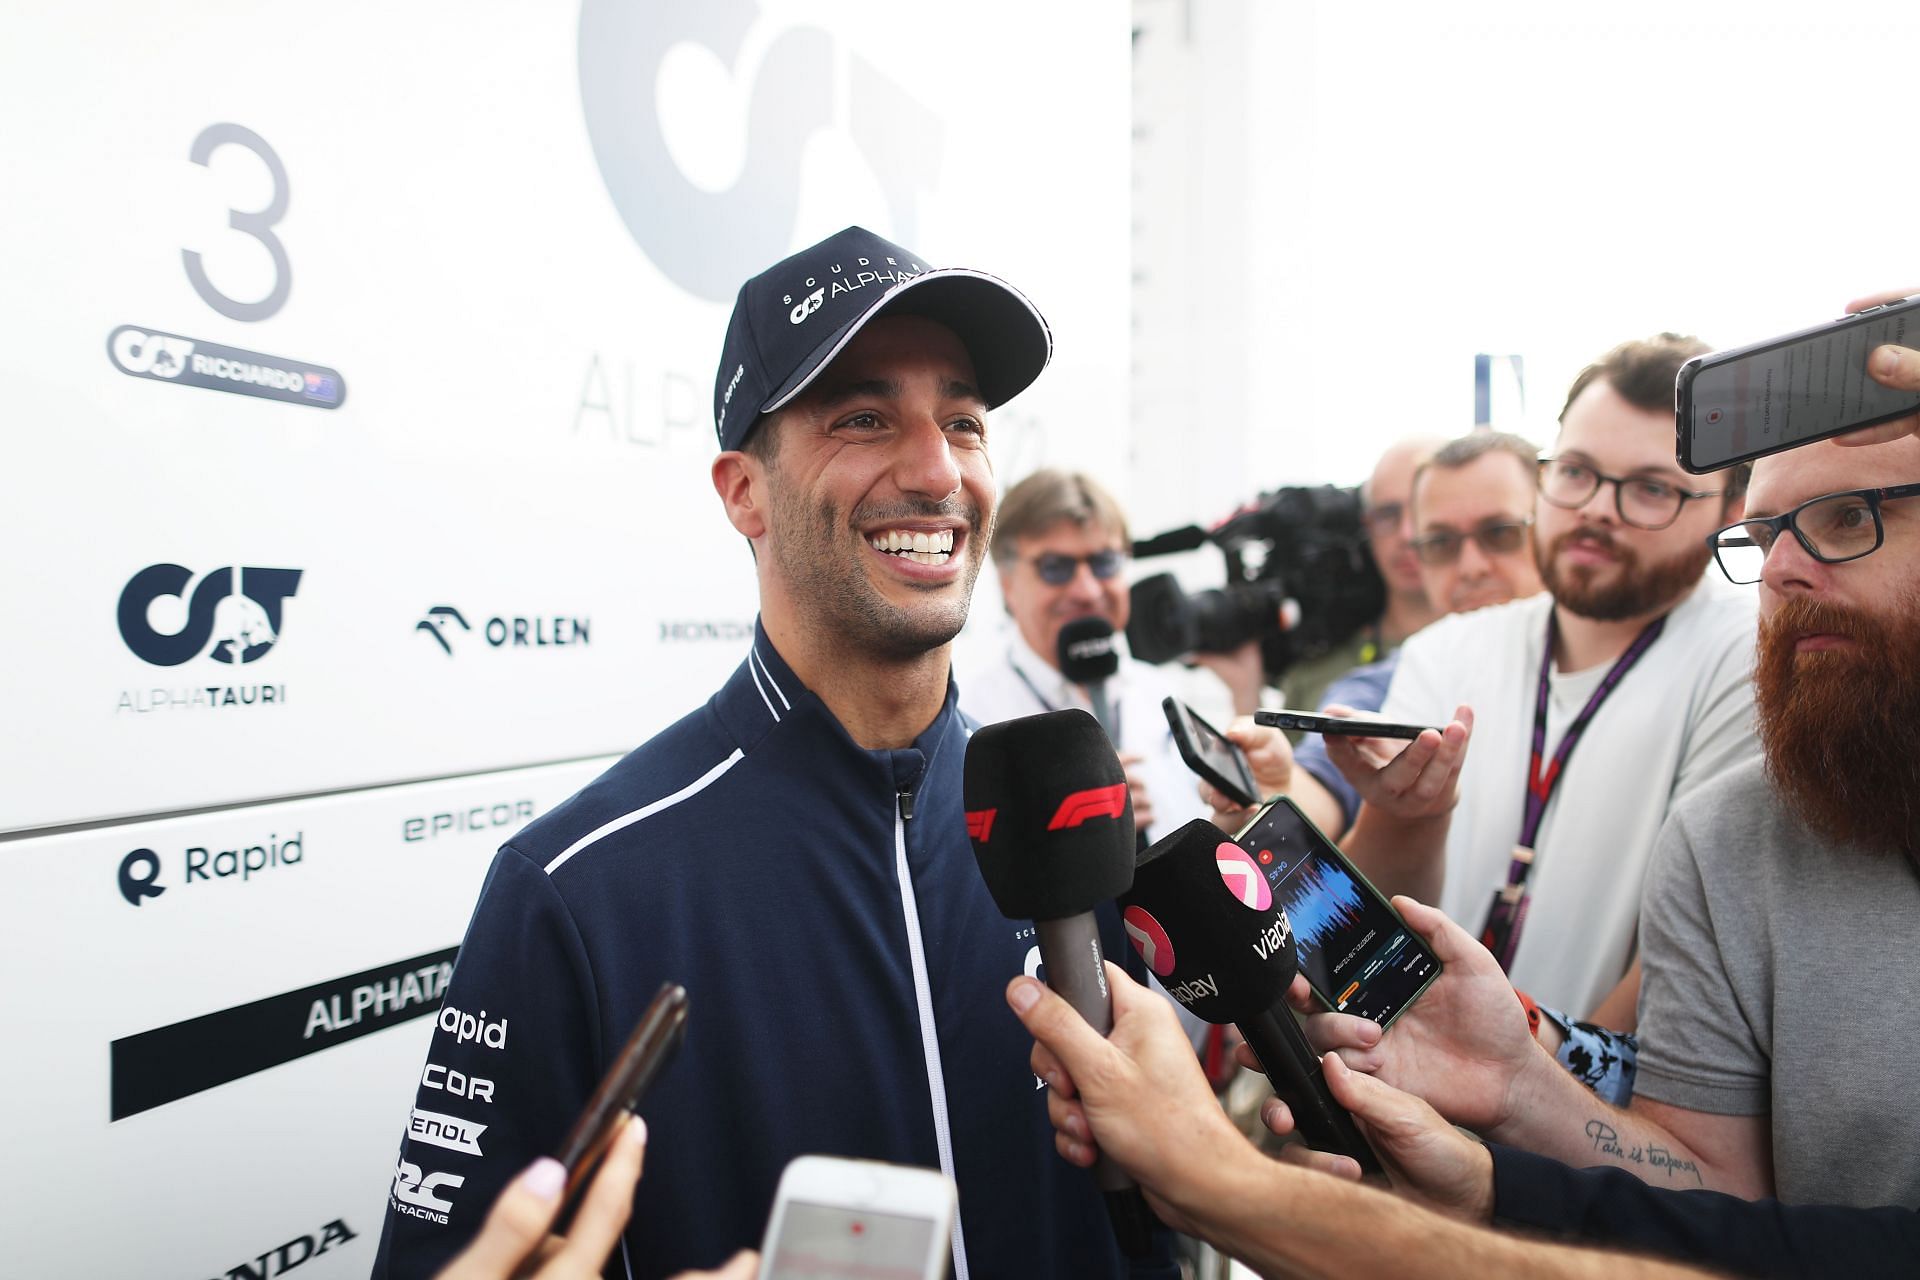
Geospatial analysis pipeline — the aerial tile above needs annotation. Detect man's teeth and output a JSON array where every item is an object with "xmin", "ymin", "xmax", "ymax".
[{"xmin": 869, "ymin": 529, "xmax": 955, "ymax": 564}]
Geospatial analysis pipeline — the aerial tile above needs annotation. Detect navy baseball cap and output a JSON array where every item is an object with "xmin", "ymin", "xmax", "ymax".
[{"xmin": 712, "ymin": 225, "xmax": 1052, "ymax": 452}]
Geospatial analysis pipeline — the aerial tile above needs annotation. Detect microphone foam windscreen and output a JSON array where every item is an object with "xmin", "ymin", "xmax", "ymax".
[
  {"xmin": 1120, "ymin": 818, "xmax": 1298, "ymax": 1023},
  {"xmin": 1057, "ymin": 616, "xmax": 1120, "ymax": 685},
  {"xmin": 964, "ymin": 708, "xmax": 1136, "ymax": 921}
]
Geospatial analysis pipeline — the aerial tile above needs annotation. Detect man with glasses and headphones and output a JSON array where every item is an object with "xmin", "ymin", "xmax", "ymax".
[
  {"xmin": 960, "ymin": 469, "xmax": 1209, "ymax": 845},
  {"xmin": 1308, "ymin": 336, "xmax": 1761, "ymax": 1026}
]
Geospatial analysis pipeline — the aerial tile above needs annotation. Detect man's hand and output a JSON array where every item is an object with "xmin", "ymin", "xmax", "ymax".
[
  {"xmin": 1007, "ymin": 962, "xmax": 1254, "ymax": 1238},
  {"xmin": 1198, "ymin": 718, "xmax": 1292, "ymax": 830},
  {"xmin": 1118, "ymin": 752, "xmax": 1156, "ymax": 834},
  {"xmin": 1838, "ymin": 287, "xmax": 1920, "ymax": 446},
  {"xmin": 1191, "ymin": 639, "xmax": 1269, "ymax": 717},
  {"xmin": 1324, "ymin": 705, "xmax": 1473, "ymax": 823},
  {"xmin": 1261, "ymin": 1052, "xmax": 1495, "ymax": 1225},
  {"xmin": 1239, "ymin": 898, "xmax": 1547, "ymax": 1139}
]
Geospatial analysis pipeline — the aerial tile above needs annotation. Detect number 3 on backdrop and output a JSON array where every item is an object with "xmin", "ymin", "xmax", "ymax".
[{"xmin": 183, "ymin": 122, "xmax": 291, "ymax": 323}]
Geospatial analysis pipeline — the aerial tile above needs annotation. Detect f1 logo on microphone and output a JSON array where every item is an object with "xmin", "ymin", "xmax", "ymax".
[
  {"xmin": 1123, "ymin": 905, "xmax": 1177, "ymax": 976},
  {"xmin": 1047, "ymin": 783, "xmax": 1128, "ymax": 831},
  {"xmin": 1215, "ymin": 843, "xmax": 1273, "ymax": 911}
]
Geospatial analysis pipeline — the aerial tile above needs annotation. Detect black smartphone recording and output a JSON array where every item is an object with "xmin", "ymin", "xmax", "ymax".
[
  {"xmin": 1162, "ymin": 697, "xmax": 1258, "ymax": 808},
  {"xmin": 551, "ymin": 982, "xmax": 690, "ymax": 1211},
  {"xmin": 1235, "ymin": 799, "xmax": 1439, "ymax": 1027},
  {"xmin": 1677, "ymin": 294, "xmax": 1920, "ymax": 473}
]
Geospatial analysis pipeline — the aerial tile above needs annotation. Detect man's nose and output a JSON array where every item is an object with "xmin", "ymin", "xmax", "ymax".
[{"xmin": 893, "ymin": 418, "xmax": 963, "ymax": 499}]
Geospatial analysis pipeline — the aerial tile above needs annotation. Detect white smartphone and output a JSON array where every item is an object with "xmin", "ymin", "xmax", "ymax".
[{"xmin": 758, "ymin": 1155, "xmax": 957, "ymax": 1280}]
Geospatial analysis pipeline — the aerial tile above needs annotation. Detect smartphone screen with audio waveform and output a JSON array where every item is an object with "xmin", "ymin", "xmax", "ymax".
[{"xmin": 1236, "ymin": 799, "xmax": 1440, "ymax": 1027}]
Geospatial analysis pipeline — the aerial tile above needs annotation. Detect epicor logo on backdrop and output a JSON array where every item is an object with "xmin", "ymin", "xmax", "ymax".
[
  {"xmin": 116, "ymin": 563, "xmax": 301, "ymax": 714},
  {"xmin": 415, "ymin": 605, "xmax": 591, "ymax": 656},
  {"xmin": 117, "ymin": 832, "xmax": 304, "ymax": 906},
  {"xmin": 107, "ymin": 325, "xmax": 345, "ymax": 409},
  {"xmin": 402, "ymin": 800, "xmax": 535, "ymax": 843}
]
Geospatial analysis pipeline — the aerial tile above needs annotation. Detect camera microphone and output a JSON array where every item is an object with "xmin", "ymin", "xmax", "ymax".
[
  {"xmin": 1122, "ymin": 818, "xmax": 1384, "ymax": 1175},
  {"xmin": 964, "ymin": 708, "xmax": 1157, "ymax": 1258}
]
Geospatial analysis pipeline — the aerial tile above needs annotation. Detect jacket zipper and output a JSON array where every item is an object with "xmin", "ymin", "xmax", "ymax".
[{"xmin": 892, "ymin": 796, "xmax": 968, "ymax": 1280}]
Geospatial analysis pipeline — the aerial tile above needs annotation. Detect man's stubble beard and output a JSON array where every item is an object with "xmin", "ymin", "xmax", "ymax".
[
  {"xmin": 1754, "ymin": 589, "xmax": 1920, "ymax": 861},
  {"xmin": 1537, "ymin": 525, "xmax": 1713, "ymax": 622},
  {"xmin": 767, "ymin": 481, "xmax": 986, "ymax": 663}
]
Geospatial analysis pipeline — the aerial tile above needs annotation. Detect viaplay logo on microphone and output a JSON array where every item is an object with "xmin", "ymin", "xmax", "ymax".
[
  {"xmin": 1215, "ymin": 843, "xmax": 1273, "ymax": 911},
  {"xmin": 1122, "ymin": 905, "xmax": 1176, "ymax": 977}
]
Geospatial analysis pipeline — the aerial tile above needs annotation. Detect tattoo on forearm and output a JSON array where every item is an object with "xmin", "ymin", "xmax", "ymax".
[{"xmin": 1583, "ymin": 1120, "xmax": 1704, "ymax": 1185}]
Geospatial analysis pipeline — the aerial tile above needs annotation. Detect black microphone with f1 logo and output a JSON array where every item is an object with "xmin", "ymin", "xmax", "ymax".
[
  {"xmin": 1123, "ymin": 818, "xmax": 1384, "ymax": 1175},
  {"xmin": 963, "ymin": 707, "xmax": 1156, "ymax": 1258}
]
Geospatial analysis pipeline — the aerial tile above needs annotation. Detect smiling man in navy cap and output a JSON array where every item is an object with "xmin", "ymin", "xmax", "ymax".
[{"xmin": 374, "ymin": 228, "xmax": 1170, "ymax": 1280}]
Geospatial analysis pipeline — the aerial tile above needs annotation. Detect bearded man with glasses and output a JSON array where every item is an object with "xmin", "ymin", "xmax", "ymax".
[{"xmin": 1271, "ymin": 336, "xmax": 1761, "ymax": 1027}]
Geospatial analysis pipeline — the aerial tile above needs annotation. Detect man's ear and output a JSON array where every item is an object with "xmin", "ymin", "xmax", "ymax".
[{"xmin": 712, "ymin": 451, "xmax": 768, "ymax": 540}]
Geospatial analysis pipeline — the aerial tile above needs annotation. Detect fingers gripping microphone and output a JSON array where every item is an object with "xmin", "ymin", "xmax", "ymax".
[
  {"xmin": 1057, "ymin": 617, "xmax": 1121, "ymax": 745},
  {"xmin": 1122, "ymin": 819, "xmax": 1384, "ymax": 1175},
  {"xmin": 964, "ymin": 708, "xmax": 1156, "ymax": 1258}
]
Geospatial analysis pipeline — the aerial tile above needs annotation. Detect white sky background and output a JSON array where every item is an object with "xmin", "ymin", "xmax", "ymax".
[{"xmin": 1229, "ymin": 0, "xmax": 1920, "ymax": 489}]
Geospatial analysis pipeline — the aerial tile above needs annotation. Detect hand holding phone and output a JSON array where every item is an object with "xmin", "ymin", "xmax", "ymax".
[
  {"xmin": 1162, "ymin": 697, "xmax": 1259, "ymax": 808},
  {"xmin": 1254, "ymin": 708, "xmax": 1438, "ymax": 741},
  {"xmin": 758, "ymin": 1156, "xmax": 956, "ymax": 1280},
  {"xmin": 1235, "ymin": 799, "xmax": 1440, "ymax": 1027},
  {"xmin": 1677, "ymin": 293, "xmax": 1920, "ymax": 471},
  {"xmin": 551, "ymin": 982, "xmax": 689, "ymax": 1212}
]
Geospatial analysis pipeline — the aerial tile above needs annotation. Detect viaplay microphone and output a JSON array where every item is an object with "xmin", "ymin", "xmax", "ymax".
[
  {"xmin": 1122, "ymin": 818, "xmax": 1385, "ymax": 1175},
  {"xmin": 1056, "ymin": 617, "xmax": 1121, "ymax": 744},
  {"xmin": 964, "ymin": 708, "xmax": 1156, "ymax": 1258}
]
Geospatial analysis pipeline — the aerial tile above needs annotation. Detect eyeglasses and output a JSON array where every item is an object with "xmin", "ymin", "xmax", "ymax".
[
  {"xmin": 1029, "ymin": 549, "xmax": 1127, "ymax": 585},
  {"xmin": 1362, "ymin": 502, "xmax": 1405, "ymax": 534},
  {"xmin": 1707, "ymin": 483, "xmax": 1920, "ymax": 584},
  {"xmin": 1537, "ymin": 457, "xmax": 1725, "ymax": 531},
  {"xmin": 1410, "ymin": 517, "xmax": 1535, "ymax": 566}
]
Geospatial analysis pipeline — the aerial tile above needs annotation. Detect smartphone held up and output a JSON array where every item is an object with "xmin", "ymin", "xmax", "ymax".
[{"xmin": 1677, "ymin": 293, "xmax": 1920, "ymax": 472}]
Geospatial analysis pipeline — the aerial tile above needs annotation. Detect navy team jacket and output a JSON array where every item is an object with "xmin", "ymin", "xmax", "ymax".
[{"xmin": 373, "ymin": 624, "xmax": 1170, "ymax": 1279}]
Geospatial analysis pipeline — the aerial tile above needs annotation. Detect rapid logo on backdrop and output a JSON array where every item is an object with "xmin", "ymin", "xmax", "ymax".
[{"xmin": 115, "ymin": 563, "xmax": 301, "ymax": 714}]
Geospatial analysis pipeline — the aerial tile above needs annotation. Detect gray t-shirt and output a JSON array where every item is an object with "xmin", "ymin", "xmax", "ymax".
[{"xmin": 1637, "ymin": 755, "xmax": 1920, "ymax": 1209}]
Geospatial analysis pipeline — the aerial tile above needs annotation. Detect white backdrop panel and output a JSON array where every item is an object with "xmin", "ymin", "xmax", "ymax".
[
  {"xmin": 0, "ymin": 2, "xmax": 1131, "ymax": 832},
  {"xmin": 0, "ymin": 758, "xmax": 613, "ymax": 1277}
]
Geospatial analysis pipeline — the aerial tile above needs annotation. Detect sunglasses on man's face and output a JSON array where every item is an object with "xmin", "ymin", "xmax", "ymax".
[{"xmin": 1028, "ymin": 549, "xmax": 1127, "ymax": 585}]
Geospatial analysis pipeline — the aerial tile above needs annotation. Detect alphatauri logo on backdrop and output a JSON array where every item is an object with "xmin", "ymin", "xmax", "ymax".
[
  {"xmin": 115, "ymin": 564, "xmax": 301, "ymax": 714},
  {"xmin": 577, "ymin": 0, "xmax": 943, "ymax": 301}
]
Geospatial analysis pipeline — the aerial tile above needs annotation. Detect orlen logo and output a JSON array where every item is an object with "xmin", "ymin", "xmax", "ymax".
[
  {"xmin": 117, "ymin": 564, "xmax": 302, "ymax": 666},
  {"xmin": 1047, "ymin": 784, "xmax": 1128, "ymax": 831},
  {"xmin": 1215, "ymin": 843, "xmax": 1272, "ymax": 911},
  {"xmin": 109, "ymin": 327, "xmax": 193, "ymax": 378},
  {"xmin": 1122, "ymin": 905, "xmax": 1176, "ymax": 977}
]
